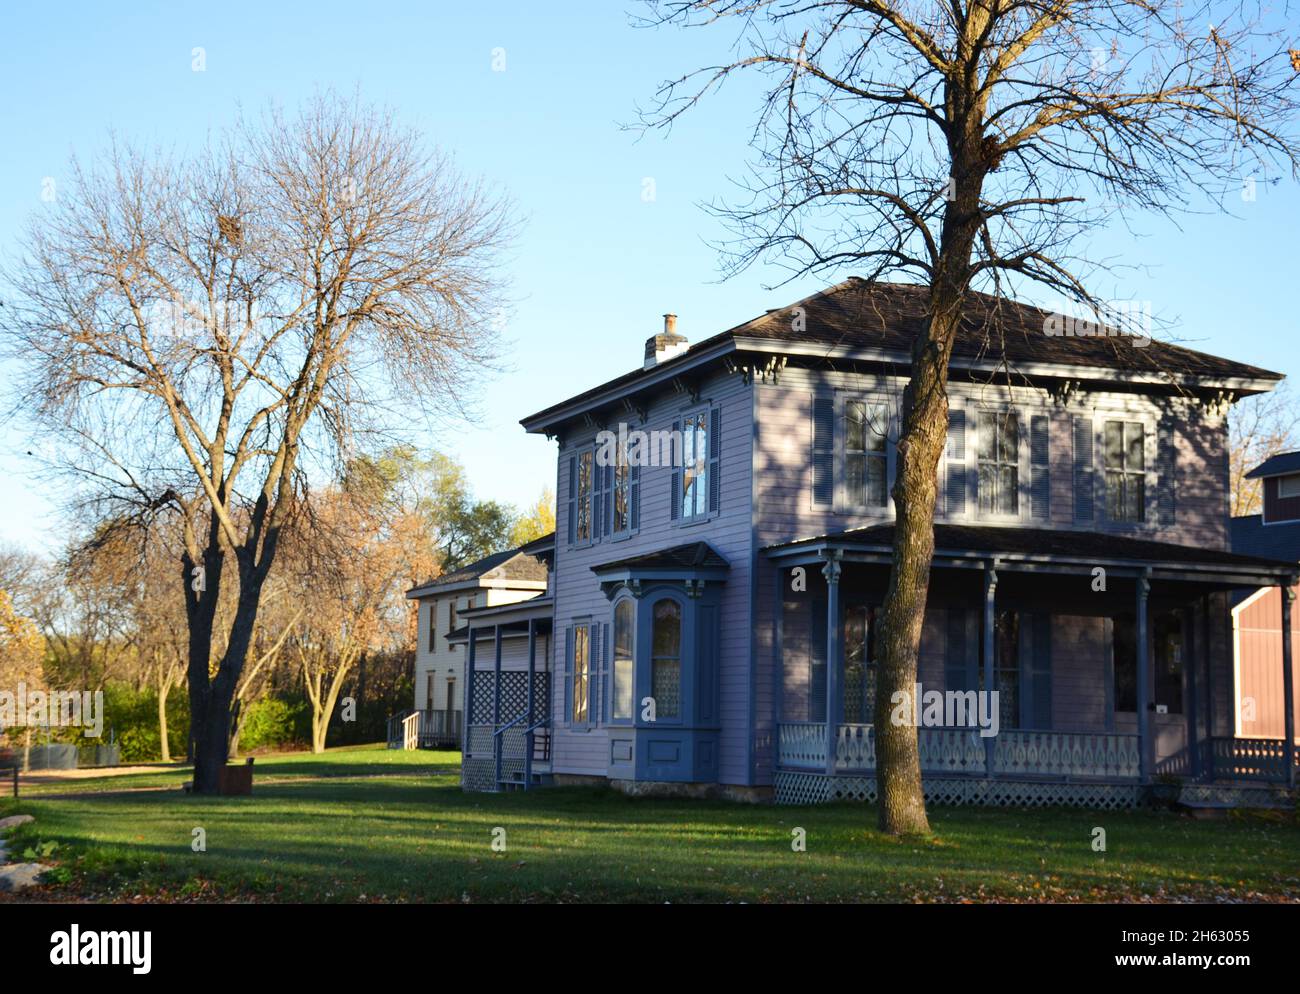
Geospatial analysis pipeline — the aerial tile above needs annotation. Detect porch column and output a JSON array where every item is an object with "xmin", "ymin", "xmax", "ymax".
[
  {"xmin": 982, "ymin": 563, "xmax": 998, "ymax": 773},
  {"xmin": 464, "ymin": 626, "xmax": 476, "ymax": 754},
  {"xmin": 1183, "ymin": 606, "xmax": 1201, "ymax": 780},
  {"xmin": 525, "ymin": 618, "xmax": 537, "ymax": 790},
  {"xmin": 1136, "ymin": 571, "xmax": 1152, "ymax": 783},
  {"xmin": 823, "ymin": 552, "xmax": 842, "ymax": 775},
  {"xmin": 493, "ymin": 625, "xmax": 503, "ymax": 728},
  {"xmin": 1282, "ymin": 583, "xmax": 1296, "ymax": 789},
  {"xmin": 492, "ymin": 624, "xmax": 503, "ymax": 785}
]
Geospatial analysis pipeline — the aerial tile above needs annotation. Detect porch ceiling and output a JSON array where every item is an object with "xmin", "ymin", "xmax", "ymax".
[{"xmin": 764, "ymin": 523, "xmax": 1297, "ymax": 589}]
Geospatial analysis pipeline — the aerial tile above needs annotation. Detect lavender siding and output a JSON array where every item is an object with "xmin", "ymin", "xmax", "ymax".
[{"xmin": 549, "ymin": 368, "xmax": 755, "ymax": 784}]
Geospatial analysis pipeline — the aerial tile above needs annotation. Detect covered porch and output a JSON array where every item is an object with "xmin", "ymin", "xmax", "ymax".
[
  {"xmin": 766, "ymin": 525, "xmax": 1298, "ymax": 807},
  {"xmin": 451, "ymin": 597, "xmax": 553, "ymax": 793}
]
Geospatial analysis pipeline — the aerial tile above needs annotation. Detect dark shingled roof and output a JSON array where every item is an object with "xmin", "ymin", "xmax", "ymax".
[
  {"xmin": 407, "ymin": 546, "xmax": 548, "ymax": 596},
  {"xmin": 1231, "ymin": 515, "xmax": 1300, "ymax": 565},
  {"xmin": 591, "ymin": 541, "xmax": 729, "ymax": 574},
  {"xmin": 523, "ymin": 279, "xmax": 1281, "ymax": 429},
  {"xmin": 769, "ymin": 523, "xmax": 1296, "ymax": 570},
  {"xmin": 1244, "ymin": 452, "xmax": 1300, "ymax": 479}
]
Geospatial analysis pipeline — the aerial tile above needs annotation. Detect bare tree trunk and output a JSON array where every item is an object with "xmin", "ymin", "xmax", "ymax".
[
  {"xmin": 157, "ymin": 677, "xmax": 171, "ymax": 763},
  {"xmin": 873, "ymin": 177, "xmax": 981, "ymax": 834}
]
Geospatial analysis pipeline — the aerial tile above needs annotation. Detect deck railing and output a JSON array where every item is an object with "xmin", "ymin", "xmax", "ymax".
[{"xmin": 779, "ymin": 723, "xmax": 1142, "ymax": 781}]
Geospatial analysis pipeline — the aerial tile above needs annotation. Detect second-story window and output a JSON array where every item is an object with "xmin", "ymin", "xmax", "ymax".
[
  {"xmin": 428, "ymin": 602, "xmax": 437, "ymax": 652},
  {"xmin": 978, "ymin": 411, "xmax": 1019, "ymax": 515},
  {"xmin": 845, "ymin": 400, "xmax": 888, "ymax": 507},
  {"xmin": 1104, "ymin": 420, "xmax": 1145, "ymax": 522},
  {"xmin": 613, "ymin": 439, "xmax": 631, "ymax": 534},
  {"xmin": 576, "ymin": 450, "xmax": 594, "ymax": 542},
  {"xmin": 447, "ymin": 600, "xmax": 458, "ymax": 636},
  {"xmin": 682, "ymin": 411, "xmax": 709, "ymax": 519}
]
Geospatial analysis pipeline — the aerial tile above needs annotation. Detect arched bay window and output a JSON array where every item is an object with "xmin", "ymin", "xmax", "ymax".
[
  {"xmin": 613, "ymin": 598, "xmax": 635, "ymax": 721},
  {"xmin": 651, "ymin": 598, "xmax": 682, "ymax": 719},
  {"xmin": 591, "ymin": 541, "xmax": 729, "ymax": 782}
]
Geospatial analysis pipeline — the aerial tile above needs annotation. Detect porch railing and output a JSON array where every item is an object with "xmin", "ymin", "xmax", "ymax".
[
  {"xmin": 779, "ymin": 723, "xmax": 1142, "ymax": 781},
  {"xmin": 777, "ymin": 722, "xmax": 829, "ymax": 770},
  {"xmin": 387, "ymin": 709, "xmax": 464, "ymax": 750},
  {"xmin": 1206, "ymin": 736, "xmax": 1296, "ymax": 783}
]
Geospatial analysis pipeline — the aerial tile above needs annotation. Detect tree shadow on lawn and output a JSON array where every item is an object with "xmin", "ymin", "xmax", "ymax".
[{"xmin": 13, "ymin": 780, "xmax": 1300, "ymax": 902}]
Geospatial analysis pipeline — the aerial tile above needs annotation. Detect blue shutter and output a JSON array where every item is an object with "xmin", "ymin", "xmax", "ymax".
[
  {"xmin": 566, "ymin": 456, "xmax": 576, "ymax": 544},
  {"xmin": 945, "ymin": 409, "xmax": 966, "ymax": 517},
  {"xmin": 708, "ymin": 407, "xmax": 721, "ymax": 514},
  {"xmin": 1157, "ymin": 420, "xmax": 1175, "ymax": 525},
  {"xmin": 812, "ymin": 396, "xmax": 834, "ymax": 507},
  {"xmin": 1072, "ymin": 416, "xmax": 1094, "ymax": 522},
  {"xmin": 1030, "ymin": 414, "xmax": 1050, "ymax": 521},
  {"xmin": 563, "ymin": 626, "xmax": 573, "ymax": 723},
  {"xmin": 588, "ymin": 624, "xmax": 601, "ymax": 725},
  {"xmin": 600, "ymin": 622, "xmax": 610, "ymax": 723},
  {"xmin": 810, "ymin": 593, "xmax": 827, "ymax": 723},
  {"xmin": 945, "ymin": 608, "xmax": 968, "ymax": 691},
  {"xmin": 669, "ymin": 419, "xmax": 682, "ymax": 520}
]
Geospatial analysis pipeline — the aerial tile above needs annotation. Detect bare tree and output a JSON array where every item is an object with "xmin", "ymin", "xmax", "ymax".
[
  {"xmin": 1, "ymin": 92, "xmax": 516, "ymax": 792},
  {"xmin": 1229, "ymin": 382, "xmax": 1300, "ymax": 515},
  {"xmin": 641, "ymin": 0, "xmax": 1300, "ymax": 833}
]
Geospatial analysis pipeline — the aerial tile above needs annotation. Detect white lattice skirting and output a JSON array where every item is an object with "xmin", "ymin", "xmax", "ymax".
[
  {"xmin": 462, "ymin": 756, "xmax": 497, "ymax": 793},
  {"xmin": 774, "ymin": 772, "xmax": 1142, "ymax": 809}
]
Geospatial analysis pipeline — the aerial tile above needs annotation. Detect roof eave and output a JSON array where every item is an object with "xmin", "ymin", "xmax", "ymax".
[
  {"xmin": 732, "ymin": 336, "xmax": 1283, "ymax": 394},
  {"xmin": 519, "ymin": 337, "xmax": 738, "ymax": 434}
]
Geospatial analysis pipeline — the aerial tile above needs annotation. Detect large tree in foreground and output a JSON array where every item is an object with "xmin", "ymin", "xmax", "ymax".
[
  {"xmin": 642, "ymin": 0, "xmax": 1300, "ymax": 833},
  {"xmin": 2, "ymin": 92, "xmax": 515, "ymax": 792}
]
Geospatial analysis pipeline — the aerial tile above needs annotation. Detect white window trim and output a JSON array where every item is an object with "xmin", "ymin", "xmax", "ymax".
[
  {"xmin": 972, "ymin": 405, "xmax": 1030, "ymax": 523},
  {"xmin": 836, "ymin": 392, "xmax": 896, "ymax": 515},
  {"xmin": 1278, "ymin": 473, "xmax": 1300, "ymax": 499},
  {"xmin": 1092, "ymin": 409, "xmax": 1159, "ymax": 531}
]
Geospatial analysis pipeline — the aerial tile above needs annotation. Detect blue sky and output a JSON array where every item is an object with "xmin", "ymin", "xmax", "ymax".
[{"xmin": 0, "ymin": 1, "xmax": 1296, "ymax": 554}]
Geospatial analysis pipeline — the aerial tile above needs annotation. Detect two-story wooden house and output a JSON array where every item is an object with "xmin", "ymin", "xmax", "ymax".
[{"xmin": 462, "ymin": 279, "xmax": 1297, "ymax": 808}]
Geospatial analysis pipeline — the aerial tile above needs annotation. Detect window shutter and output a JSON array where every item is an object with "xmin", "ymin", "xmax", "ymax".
[
  {"xmin": 670, "ymin": 419, "xmax": 682, "ymax": 520},
  {"xmin": 812, "ymin": 396, "xmax": 834, "ymax": 508},
  {"xmin": 708, "ymin": 407, "xmax": 721, "ymax": 514},
  {"xmin": 1030, "ymin": 414, "xmax": 1050, "ymax": 521},
  {"xmin": 563, "ymin": 626, "xmax": 573, "ymax": 723},
  {"xmin": 945, "ymin": 409, "xmax": 967, "ymax": 517},
  {"xmin": 1072, "ymin": 416, "xmax": 1094, "ymax": 522},
  {"xmin": 600, "ymin": 622, "xmax": 610, "ymax": 724},
  {"xmin": 1157, "ymin": 420, "xmax": 1176, "ymax": 526},
  {"xmin": 1027, "ymin": 613, "xmax": 1052, "ymax": 729},
  {"xmin": 588, "ymin": 624, "xmax": 601, "ymax": 725},
  {"xmin": 945, "ymin": 607, "xmax": 968, "ymax": 692},
  {"xmin": 566, "ymin": 456, "xmax": 576, "ymax": 544},
  {"xmin": 629, "ymin": 461, "xmax": 641, "ymax": 531}
]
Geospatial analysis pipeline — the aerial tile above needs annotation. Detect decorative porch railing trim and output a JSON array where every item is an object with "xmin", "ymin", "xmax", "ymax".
[{"xmin": 779, "ymin": 723, "xmax": 1142, "ymax": 781}]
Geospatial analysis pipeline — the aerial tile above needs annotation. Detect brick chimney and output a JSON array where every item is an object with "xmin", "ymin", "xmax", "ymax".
[{"xmin": 643, "ymin": 313, "xmax": 688, "ymax": 369}]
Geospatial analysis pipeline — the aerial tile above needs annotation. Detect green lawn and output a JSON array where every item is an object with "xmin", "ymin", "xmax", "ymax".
[{"xmin": 2, "ymin": 745, "xmax": 1298, "ymax": 903}]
